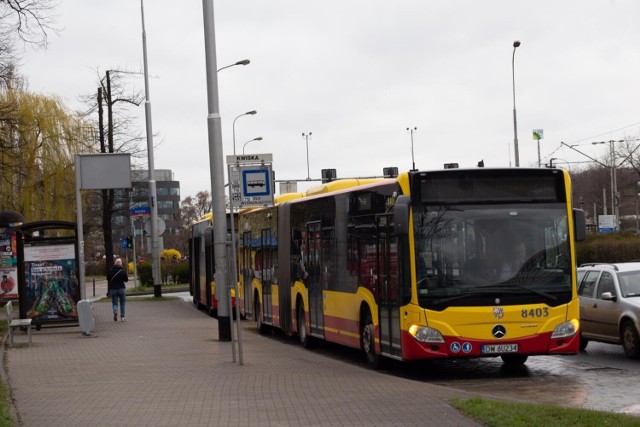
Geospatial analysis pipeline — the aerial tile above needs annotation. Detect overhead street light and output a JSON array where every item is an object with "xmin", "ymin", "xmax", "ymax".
[
  {"xmin": 232, "ymin": 110, "xmax": 257, "ymax": 156},
  {"xmin": 406, "ymin": 127, "xmax": 417, "ymax": 171},
  {"xmin": 512, "ymin": 40, "xmax": 521, "ymax": 167},
  {"xmin": 140, "ymin": 0, "xmax": 162, "ymax": 297},
  {"xmin": 242, "ymin": 137, "xmax": 263, "ymax": 154},
  {"xmin": 302, "ymin": 132, "xmax": 312, "ymax": 180},
  {"xmin": 592, "ymin": 140, "xmax": 620, "ymax": 223},
  {"xmin": 217, "ymin": 59, "xmax": 250, "ymax": 73}
]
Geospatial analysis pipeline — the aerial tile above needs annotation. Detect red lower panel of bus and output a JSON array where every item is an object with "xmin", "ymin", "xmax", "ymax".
[
  {"xmin": 323, "ymin": 314, "xmax": 361, "ymax": 348},
  {"xmin": 211, "ymin": 296, "xmax": 236, "ymax": 311},
  {"xmin": 400, "ymin": 330, "xmax": 580, "ymax": 361}
]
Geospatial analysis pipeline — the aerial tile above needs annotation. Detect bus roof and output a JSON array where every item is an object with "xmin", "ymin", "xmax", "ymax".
[{"xmin": 303, "ymin": 178, "xmax": 389, "ymax": 197}]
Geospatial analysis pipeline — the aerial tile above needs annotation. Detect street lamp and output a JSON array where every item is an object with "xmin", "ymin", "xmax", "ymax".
[
  {"xmin": 406, "ymin": 127, "xmax": 417, "ymax": 170},
  {"xmin": 140, "ymin": 0, "xmax": 162, "ymax": 297},
  {"xmin": 242, "ymin": 137, "xmax": 263, "ymax": 154},
  {"xmin": 217, "ymin": 59, "xmax": 250, "ymax": 73},
  {"xmin": 302, "ymin": 132, "xmax": 312, "ymax": 180},
  {"xmin": 592, "ymin": 140, "xmax": 619, "ymax": 226},
  {"xmin": 232, "ymin": 110, "xmax": 257, "ymax": 156},
  {"xmin": 512, "ymin": 40, "xmax": 521, "ymax": 167}
]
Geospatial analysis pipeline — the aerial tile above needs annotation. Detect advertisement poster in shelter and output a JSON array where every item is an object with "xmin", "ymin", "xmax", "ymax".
[
  {"xmin": 0, "ymin": 228, "xmax": 19, "ymax": 301},
  {"xmin": 23, "ymin": 243, "xmax": 79, "ymax": 321}
]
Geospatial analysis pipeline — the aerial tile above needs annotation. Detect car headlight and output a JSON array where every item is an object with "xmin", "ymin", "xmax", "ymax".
[
  {"xmin": 408, "ymin": 325, "xmax": 445, "ymax": 343},
  {"xmin": 550, "ymin": 319, "xmax": 579, "ymax": 339}
]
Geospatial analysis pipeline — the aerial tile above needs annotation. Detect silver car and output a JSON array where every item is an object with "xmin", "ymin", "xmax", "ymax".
[{"xmin": 577, "ymin": 263, "xmax": 640, "ymax": 358}]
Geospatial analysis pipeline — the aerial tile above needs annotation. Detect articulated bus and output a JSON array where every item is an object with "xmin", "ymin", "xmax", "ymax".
[
  {"xmin": 189, "ymin": 212, "xmax": 238, "ymax": 317},
  {"xmin": 238, "ymin": 168, "xmax": 586, "ymax": 366}
]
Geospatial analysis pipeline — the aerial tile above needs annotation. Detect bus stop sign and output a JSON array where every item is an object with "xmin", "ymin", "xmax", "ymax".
[{"xmin": 227, "ymin": 154, "xmax": 274, "ymax": 208}]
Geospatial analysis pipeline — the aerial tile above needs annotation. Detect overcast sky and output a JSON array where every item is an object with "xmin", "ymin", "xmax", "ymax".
[{"xmin": 19, "ymin": 0, "xmax": 640, "ymax": 199}]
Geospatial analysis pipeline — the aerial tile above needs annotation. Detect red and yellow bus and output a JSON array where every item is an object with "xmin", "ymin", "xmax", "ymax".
[
  {"xmin": 189, "ymin": 213, "xmax": 238, "ymax": 317},
  {"xmin": 238, "ymin": 167, "xmax": 586, "ymax": 366}
]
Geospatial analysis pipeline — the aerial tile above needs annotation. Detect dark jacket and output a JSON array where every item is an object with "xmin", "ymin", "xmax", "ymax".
[{"xmin": 107, "ymin": 265, "xmax": 128, "ymax": 290}]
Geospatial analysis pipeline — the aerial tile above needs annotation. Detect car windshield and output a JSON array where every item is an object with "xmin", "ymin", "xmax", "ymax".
[
  {"xmin": 413, "ymin": 203, "xmax": 572, "ymax": 309},
  {"xmin": 617, "ymin": 271, "xmax": 640, "ymax": 297}
]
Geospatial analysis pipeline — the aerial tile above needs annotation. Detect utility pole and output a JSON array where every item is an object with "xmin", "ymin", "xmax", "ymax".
[
  {"xmin": 140, "ymin": 0, "xmax": 162, "ymax": 297},
  {"xmin": 101, "ymin": 72, "xmax": 116, "ymax": 271},
  {"xmin": 203, "ymin": 0, "xmax": 231, "ymax": 341}
]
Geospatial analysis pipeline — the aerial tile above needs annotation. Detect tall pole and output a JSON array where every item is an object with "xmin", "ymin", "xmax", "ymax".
[
  {"xmin": 512, "ymin": 40, "xmax": 521, "ymax": 167},
  {"xmin": 302, "ymin": 132, "xmax": 312, "ymax": 180},
  {"xmin": 130, "ymin": 216, "xmax": 138, "ymax": 288},
  {"xmin": 610, "ymin": 140, "xmax": 618, "ymax": 230},
  {"xmin": 140, "ymin": 0, "xmax": 162, "ymax": 297},
  {"xmin": 75, "ymin": 156, "xmax": 86, "ymax": 301},
  {"xmin": 407, "ymin": 127, "xmax": 417, "ymax": 170},
  {"xmin": 203, "ymin": 0, "xmax": 231, "ymax": 341}
]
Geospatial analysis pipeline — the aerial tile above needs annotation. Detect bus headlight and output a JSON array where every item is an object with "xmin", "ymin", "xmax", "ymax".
[
  {"xmin": 550, "ymin": 319, "xmax": 579, "ymax": 339},
  {"xmin": 408, "ymin": 325, "xmax": 445, "ymax": 343}
]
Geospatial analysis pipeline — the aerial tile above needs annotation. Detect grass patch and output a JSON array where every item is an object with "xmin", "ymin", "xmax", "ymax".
[
  {"xmin": 129, "ymin": 283, "xmax": 187, "ymax": 294},
  {"xmin": 451, "ymin": 398, "xmax": 640, "ymax": 427},
  {"xmin": 0, "ymin": 322, "xmax": 17, "ymax": 426}
]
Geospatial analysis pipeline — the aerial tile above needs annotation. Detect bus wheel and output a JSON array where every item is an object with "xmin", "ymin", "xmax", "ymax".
[
  {"xmin": 579, "ymin": 335, "xmax": 589, "ymax": 351},
  {"xmin": 501, "ymin": 354, "xmax": 528, "ymax": 365},
  {"xmin": 297, "ymin": 304, "xmax": 312, "ymax": 348},
  {"xmin": 622, "ymin": 322, "xmax": 640, "ymax": 358},
  {"xmin": 362, "ymin": 314, "xmax": 383, "ymax": 369},
  {"xmin": 255, "ymin": 300, "xmax": 267, "ymax": 335}
]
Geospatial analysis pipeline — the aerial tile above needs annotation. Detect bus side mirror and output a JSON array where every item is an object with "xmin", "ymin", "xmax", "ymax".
[
  {"xmin": 394, "ymin": 196, "xmax": 411, "ymax": 236},
  {"xmin": 573, "ymin": 209, "xmax": 586, "ymax": 242}
]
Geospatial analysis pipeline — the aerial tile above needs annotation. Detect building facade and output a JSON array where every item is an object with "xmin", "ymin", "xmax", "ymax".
[{"xmin": 112, "ymin": 169, "xmax": 181, "ymax": 257}]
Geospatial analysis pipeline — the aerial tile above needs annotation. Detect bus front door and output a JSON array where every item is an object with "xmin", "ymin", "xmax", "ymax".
[
  {"xmin": 377, "ymin": 214, "xmax": 401, "ymax": 358},
  {"xmin": 307, "ymin": 222, "xmax": 324, "ymax": 337}
]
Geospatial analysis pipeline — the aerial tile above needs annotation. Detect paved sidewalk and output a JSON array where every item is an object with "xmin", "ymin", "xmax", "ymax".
[{"xmin": 3, "ymin": 297, "xmax": 481, "ymax": 427}]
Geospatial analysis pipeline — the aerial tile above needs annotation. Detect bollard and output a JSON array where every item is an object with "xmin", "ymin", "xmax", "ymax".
[{"xmin": 93, "ymin": 278, "xmax": 95, "ymax": 297}]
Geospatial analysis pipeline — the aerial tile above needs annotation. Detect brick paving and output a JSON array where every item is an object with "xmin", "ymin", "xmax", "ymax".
[{"xmin": 2, "ymin": 296, "xmax": 481, "ymax": 427}]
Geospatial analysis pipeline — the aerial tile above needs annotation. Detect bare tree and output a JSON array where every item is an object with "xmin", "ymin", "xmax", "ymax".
[
  {"xmin": 0, "ymin": 0, "xmax": 59, "ymax": 47},
  {"xmin": 615, "ymin": 136, "xmax": 640, "ymax": 177},
  {"xmin": 180, "ymin": 191, "xmax": 212, "ymax": 227},
  {"xmin": 79, "ymin": 68, "xmax": 146, "ymax": 271}
]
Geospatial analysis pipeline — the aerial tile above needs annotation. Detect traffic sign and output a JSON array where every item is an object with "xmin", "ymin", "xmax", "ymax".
[
  {"xmin": 144, "ymin": 217, "xmax": 166, "ymax": 236},
  {"xmin": 227, "ymin": 154, "xmax": 274, "ymax": 208},
  {"xmin": 131, "ymin": 206, "xmax": 151, "ymax": 217}
]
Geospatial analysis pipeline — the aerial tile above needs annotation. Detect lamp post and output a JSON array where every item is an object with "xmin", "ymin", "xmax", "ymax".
[
  {"xmin": 202, "ymin": 0, "xmax": 232, "ymax": 342},
  {"xmin": 406, "ymin": 127, "xmax": 417, "ymax": 170},
  {"xmin": 242, "ymin": 137, "xmax": 263, "ymax": 154},
  {"xmin": 217, "ymin": 59, "xmax": 250, "ymax": 73},
  {"xmin": 232, "ymin": 111, "xmax": 257, "ymax": 156},
  {"xmin": 216, "ymin": 59, "xmax": 252, "ymax": 353},
  {"xmin": 140, "ymin": 0, "xmax": 162, "ymax": 297},
  {"xmin": 512, "ymin": 40, "xmax": 521, "ymax": 167},
  {"xmin": 302, "ymin": 132, "xmax": 312, "ymax": 180},
  {"xmin": 592, "ymin": 140, "xmax": 620, "ymax": 229}
]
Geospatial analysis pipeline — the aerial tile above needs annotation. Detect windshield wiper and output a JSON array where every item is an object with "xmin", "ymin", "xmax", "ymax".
[
  {"xmin": 431, "ymin": 291, "xmax": 492, "ymax": 306},
  {"xmin": 431, "ymin": 285, "xmax": 558, "ymax": 307}
]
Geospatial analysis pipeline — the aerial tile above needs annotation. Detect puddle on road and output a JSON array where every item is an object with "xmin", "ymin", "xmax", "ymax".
[{"xmin": 386, "ymin": 355, "xmax": 640, "ymax": 415}]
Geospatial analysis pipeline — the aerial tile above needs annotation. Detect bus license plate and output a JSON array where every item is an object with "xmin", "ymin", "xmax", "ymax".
[{"xmin": 482, "ymin": 344, "xmax": 518, "ymax": 354}]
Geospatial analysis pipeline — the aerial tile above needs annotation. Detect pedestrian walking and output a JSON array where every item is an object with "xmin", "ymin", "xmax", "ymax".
[{"xmin": 107, "ymin": 258, "xmax": 128, "ymax": 322}]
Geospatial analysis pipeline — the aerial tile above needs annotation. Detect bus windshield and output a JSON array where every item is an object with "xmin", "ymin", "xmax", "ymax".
[{"xmin": 413, "ymin": 203, "xmax": 572, "ymax": 310}]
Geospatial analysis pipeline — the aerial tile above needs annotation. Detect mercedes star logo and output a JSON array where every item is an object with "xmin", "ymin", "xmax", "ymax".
[{"xmin": 492, "ymin": 324, "xmax": 506, "ymax": 339}]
